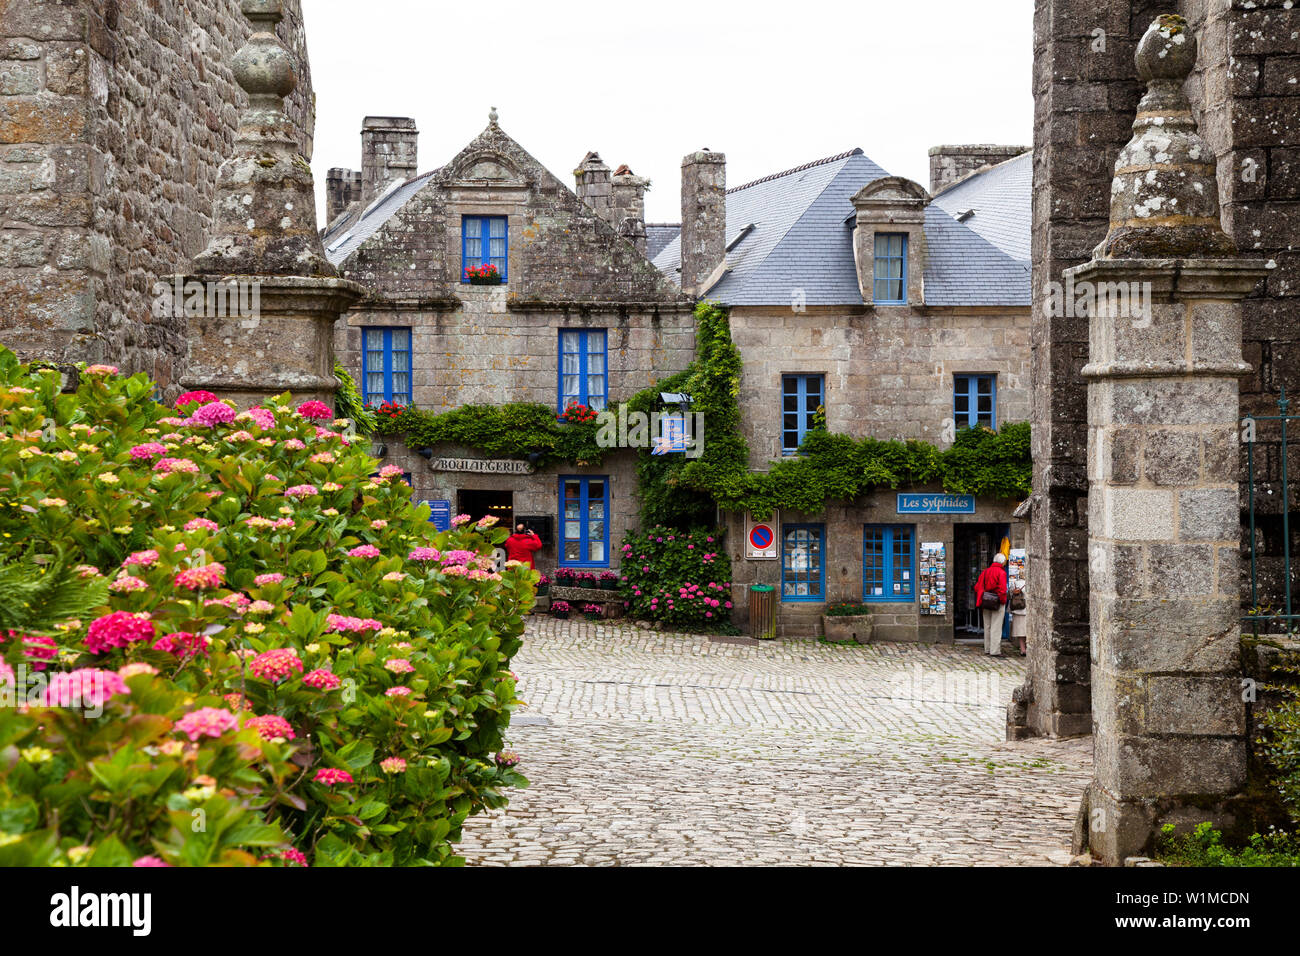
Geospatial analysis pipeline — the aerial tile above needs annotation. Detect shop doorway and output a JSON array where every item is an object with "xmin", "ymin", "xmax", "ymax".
[
  {"xmin": 457, "ymin": 489, "xmax": 514, "ymax": 529},
  {"xmin": 953, "ymin": 523, "xmax": 1010, "ymax": 642}
]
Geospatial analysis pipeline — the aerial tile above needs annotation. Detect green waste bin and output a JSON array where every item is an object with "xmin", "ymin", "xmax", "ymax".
[{"xmin": 749, "ymin": 584, "xmax": 776, "ymax": 640}]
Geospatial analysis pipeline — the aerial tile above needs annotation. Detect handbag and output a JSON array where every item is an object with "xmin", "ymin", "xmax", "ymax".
[
  {"xmin": 1010, "ymin": 588, "xmax": 1026, "ymax": 611},
  {"xmin": 980, "ymin": 590, "xmax": 1003, "ymax": 611}
]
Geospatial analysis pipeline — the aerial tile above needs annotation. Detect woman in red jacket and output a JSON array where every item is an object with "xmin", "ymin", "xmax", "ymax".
[
  {"xmin": 504, "ymin": 523, "xmax": 543, "ymax": 570},
  {"xmin": 974, "ymin": 552, "xmax": 1009, "ymax": 657}
]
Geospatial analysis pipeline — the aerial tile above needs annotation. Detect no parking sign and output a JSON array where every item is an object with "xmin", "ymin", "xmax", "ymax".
[{"xmin": 745, "ymin": 513, "xmax": 778, "ymax": 560}]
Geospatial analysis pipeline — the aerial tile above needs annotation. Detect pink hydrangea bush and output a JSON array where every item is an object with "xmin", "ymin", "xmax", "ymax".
[
  {"xmin": 0, "ymin": 347, "xmax": 530, "ymax": 867},
  {"xmin": 617, "ymin": 524, "xmax": 735, "ymax": 631}
]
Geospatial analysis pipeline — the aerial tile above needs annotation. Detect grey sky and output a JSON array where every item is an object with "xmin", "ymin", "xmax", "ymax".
[{"xmin": 304, "ymin": 0, "xmax": 1033, "ymax": 228}]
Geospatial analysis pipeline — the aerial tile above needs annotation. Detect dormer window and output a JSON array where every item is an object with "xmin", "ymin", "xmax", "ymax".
[
  {"xmin": 462, "ymin": 215, "xmax": 508, "ymax": 282},
  {"xmin": 872, "ymin": 233, "xmax": 907, "ymax": 304}
]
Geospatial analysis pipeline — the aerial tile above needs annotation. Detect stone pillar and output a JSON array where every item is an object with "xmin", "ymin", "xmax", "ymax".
[
  {"xmin": 679, "ymin": 149, "xmax": 726, "ymax": 296},
  {"xmin": 611, "ymin": 164, "xmax": 650, "ymax": 255},
  {"xmin": 1073, "ymin": 15, "xmax": 1268, "ymax": 865},
  {"xmin": 360, "ymin": 116, "xmax": 418, "ymax": 204},
  {"xmin": 574, "ymin": 151, "xmax": 613, "ymax": 223},
  {"xmin": 176, "ymin": 0, "xmax": 362, "ymax": 408},
  {"xmin": 326, "ymin": 167, "xmax": 359, "ymax": 225}
]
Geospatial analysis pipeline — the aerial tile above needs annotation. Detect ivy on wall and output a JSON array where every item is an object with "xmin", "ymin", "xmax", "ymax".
[{"xmin": 356, "ymin": 301, "xmax": 1032, "ymax": 523}]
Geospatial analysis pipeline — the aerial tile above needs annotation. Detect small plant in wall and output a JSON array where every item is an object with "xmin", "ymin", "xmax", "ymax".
[{"xmin": 464, "ymin": 263, "xmax": 502, "ymax": 285}]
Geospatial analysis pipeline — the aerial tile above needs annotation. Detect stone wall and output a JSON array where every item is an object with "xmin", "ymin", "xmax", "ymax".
[
  {"xmin": 1028, "ymin": 0, "xmax": 1299, "ymax": 738},
  {"xmin": 0, "ymin": 0, "xmax": 314, "ymax": 387},
  {"xmin": 729, "ymin": 306, "xmax": 1032, "ymax": 467},
  {"xmin": 928, "ymin": 144, "xmax": 1030, "ymax": 195}
]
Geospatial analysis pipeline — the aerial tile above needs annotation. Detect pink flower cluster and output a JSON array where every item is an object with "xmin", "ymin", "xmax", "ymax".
[
  {"xmin": 122, "ymin": 549, "xmax": 160, "ymax": 569},
  {"xmin": 285, "ymin": 484, "xmax": 317, "ymax": 498},
  {"xmin": 189, "ymin": 401, "xmax": 237, "ymax": 427},
  {"xmin": 302, "ymin": 668, "xmax": 341, "ymax": 690},
  {"xmin": 129, "ymin": 442, "xmax": 167, "ymax": 460},
  {"xmin": 23, "ymin": 634, "xmax": 57, "ymax": 670},
  {"xmin": 297, "ymin": 400, "xmax": 333, "ymax": 421},
  {"xmin": 248, "ymin": 648, "xmax": 304, "ymax": 684},
  {"xmin": 377, "ymin": 464, "xmax": 405, "ymax": 479},
  {"xmin": 245, "ymin": 714, "xmax": 295, "ymax": 741},
  {"xmin": 380, "ymin": 757, "xmax": 407, "ymax": 774},
  {"xmin": 174, "ymin": 390, "xmax": 217, "ymax": 407},
  {"xmin": 173, "ymin": 707, "xmax": 238, "ymax": 741},
  {"xmin": 325, "ymin": 614, "xmax": 382, "ymax": 634},
  {"xmin": 246, "ymin": 406, "xmax": 275, "ymax": 430},
  {"xmin": 109, "ymin": 575, "xmax": 148, "ymax": 593},
  {"xmin": 313, "ymin": 768, "xmax": 353, "ymax": 785},
  {"xmin": 439, "ymin": 550, "xmax": 477, "ymax": 568},
  {"xmin": 346, "ymin": 544, "xmax": 381, "ymax": 559},
  {"xmin": 184, "ymin": 517, "xmax": 219, "ymax": 533},
  {"xmin": 86, "ymin": 611, "xmax": 156, "ymax": 654},
  {"xmin": 384, "ymin": 658, "xmax": 414, "ymax": 674},
  {"xmin": 154, "ymin": 457, "xmax": 200, "ymax": 475},
  {"xmin": 173, "ymin": 562, "xmax": 226, "ymax": 591},
  {"xmin": 407, "ymin": 547, "xmax": 440, "ymax": 562},
  {"xmin": 254, "ymin": 572, "xmax": 285, "ymax": 586},
  {"xmin": 38, "ymin": 668, "xmax": 130, "ymax": 708}
]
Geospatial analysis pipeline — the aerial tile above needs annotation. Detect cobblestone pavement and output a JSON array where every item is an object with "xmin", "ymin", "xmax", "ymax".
[{"xmin": 459, "ymin": 617, "xmax": 1093, "ymax": 866}]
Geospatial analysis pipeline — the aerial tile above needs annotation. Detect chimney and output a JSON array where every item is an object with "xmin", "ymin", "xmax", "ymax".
[
  {"xmin": 361, "ymin": 116, "xmax": 418, "ymax": 203},
  {"xmin": 679, "ymin": 149, "xmax": 726, "ymax": 295},
  {"xmin": 927, "ymin": 144, "xmax": 1029, "ymax": 194},
  {"xmin": 575, "ymin": 151, "xmax": 613, "ymax": 223},
  {"xmin": 326, "ymin": 167, "xmax": 359, "ymax": 225},
  {"xmin": 611, "ymin": 164, "xmax": 650, "ymax": 255}
]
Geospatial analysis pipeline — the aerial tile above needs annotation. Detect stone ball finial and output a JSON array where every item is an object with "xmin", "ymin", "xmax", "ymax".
[
  {"xmin": 489, "ymin": 105, "xmax": 499, "ymax": 125},
  {"xmin": 233, "ymin": 0, "xmax": 296, "ymax": 100},
  {"xmin": 1135, "ymin": 14, "xmax": 1196, "ymax": 82}
]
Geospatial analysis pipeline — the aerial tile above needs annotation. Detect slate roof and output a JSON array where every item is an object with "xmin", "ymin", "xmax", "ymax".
[
  {"xmin": 645, "ymin": 223, "xmax": 680, "ymax": 262},
  {"xmin": 322, "ymin": 172, "xmax": 436, "ymax": 267},
  {"xmin": 650, "ymin": 148, "xmax": 1030, "ymax": 307},
  {"xmin": 929, "ymin": 151, "xmax": 1031, "ymax": 261}
]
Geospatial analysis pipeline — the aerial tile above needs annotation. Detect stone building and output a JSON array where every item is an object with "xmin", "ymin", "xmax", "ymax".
[
  {"xmin": 652, "ymin": 144, "xmax": 1033, "ymax": 639},
  {"xmin": 0, "ymin": 0, "xmax": 315, "ymax": 390},
  {"xmin": 321, "ymin": 112, "xmax": 694, "ymax": 572}
]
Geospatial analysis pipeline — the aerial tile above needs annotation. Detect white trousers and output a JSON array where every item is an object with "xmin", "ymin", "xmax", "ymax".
[{"xmin": 982, "ymin": 605, "xmax": 1006, "ymax": 655}]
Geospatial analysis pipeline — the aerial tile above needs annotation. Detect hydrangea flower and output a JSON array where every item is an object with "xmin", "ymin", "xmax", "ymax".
[
  {"xmin": 129, "ymin": 442, "xmax": 168, "ymax": 460},
  {"xmin": 254, "ymin": 572, "xmax": 285, "ymax": 586},
  {"xmin": 23, "ymin": 634, "xmax": 58, "ymax": 670},
  {"xmin": 132, "ymin": 856, "xmax": 172, "ymax": 868},
  {"xmin": 109, "ymin": 575, "xmax": 148, "ymax": 593},
  {"xmin": 313, "ymin": 768, "xmax": 353, "ymax": 785},
  {"xmin": 494, "ymin": 750, "xmax": 520, "ymax": 768},
  {"xmin": 122, "ymin": 549, "xmax": 160, "ymax": 569},
  {"xmin": 85, "ymin": 611, "xmax": 156, "ymax": 654},
  {"xmin": 248, "ymin": 648, "xmax": 304, "ymax": 684},
  {"xmin": 245, "ymin": 714, "xmax": 295, "ymax": 741},
  {"xmin": 347, "ymin": 544, "xmax": 381, "ymax": 559},
  {"xmin": 302, "ymin": 668, "xmax": 341, "ymax": 690},
  {"xmin": 39, "ymin": 668, "xmax": 130, "ymax": 708},
  {"xmin": 384, "ymin": 658, "xmax": 414, "ymax": 674},
  {"xmin": 325, "ymin": 614, "xmax": 382, "ymax": 634},
  {"xmin": 152, "ymin": 632, "xmax": 210, "ymax": 657},
  {"xmin": 189, "ymin": 401, "xmax": 237, "ymax": 427},
  {"xmin": 380, "ymin": 757, "xmax": 407, "ymax": 774},
  {"xmin": 173, "ymin": 562, "xmax": 226, "ymax": 591},
  {"xmin": 183, "ymin": 517, "xmax": 219, "ymax": 533},
  {"xmin": 296, "ymin": 400, "xmax": 333, "ymax": 420},
  {"xmin": 407, "ymin": 547, "xmax": 440, "ymax": 562},
  {"xmin": 385, "ymin": 686, "xmax": 412, "ymax": 698},
  {"xmin": 285, "ymin": 484, "xmax": 317, "ymax": 499},
  {"xmin": 174, "ymin": 390, "xmax": 217, "ymax": 407},
  {"xmin": 173, "ymin": 707, "xmax": 238, "ymax": 741},
  {"xmin": 118, "ymin": 662, "xmax": 158, "ymax": 679},
  {"xmin": 153, "ymin": 457, "xmax": 200, "ymax": 475},
  {"xmin": 246, "ymin": 406, "xmax": 276, "ymax": 430},
  {"xmin": 84, "ymin": 364, "xmax": 119, "ymax": 375}
]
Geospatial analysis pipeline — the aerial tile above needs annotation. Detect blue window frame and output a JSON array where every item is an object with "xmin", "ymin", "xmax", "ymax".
[
  {"xmin": 954, "ymin": 374, "xmax": 997, "ymax": 431},
  {"xmin": 361, "ymin": 327, "xmax": 412, "ymax": 406},
  {"xmin": 873, "ymin": 232, "xmax": 907, "ymax": 304},
  {"xmin": 461, "ymin": 215, "xmax": 508, "ymax": 281},
  {"xmin": 559, "ymin": 476, "xmax": 609, "ymax": 567},
  {"xmin": 559, "ymin": 329, "xmax": 608, "ymax": 413},
  {"xmin": 863, "ymin": 525, "xmax": 915, "ymax": 602},
  {"xmin": 781, "ymin": 374, "xmax": 824, "ymax": 455},
  {"xmin": 781, "ymin": 523, "xmax": 825, "ymax": 602}
]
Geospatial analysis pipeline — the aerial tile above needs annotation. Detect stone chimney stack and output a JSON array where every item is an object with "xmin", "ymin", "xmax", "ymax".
[
  {"xmin": 928, "ymin": 144, "xmax": 1029, "ymax": 194},
  {"xmin": 575, "ymin": 151, "xmax": 613, "ymax": 223},
  {"xmin": 611, "ymin": 164, "xmax": 650, "ymax": 255},
  {"xmin": 326, "ymin": 167, "xmax": 361, "ymax": 225},
  {"xmin": 680, "ymin": 149, "xmax": 726, "ymax": 296},
  {"xmin": 361, "ymin": 116, "xmax": 418, "ymax": 203}
]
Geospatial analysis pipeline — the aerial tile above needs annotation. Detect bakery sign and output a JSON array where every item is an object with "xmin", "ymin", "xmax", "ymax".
[{"xmin": 429, "ymin": 457, "xmax": 534, "ymax": 475}]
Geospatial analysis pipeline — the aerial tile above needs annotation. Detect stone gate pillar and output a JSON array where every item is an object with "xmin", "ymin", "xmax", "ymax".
[
  {"xmin": 1073, "ymin": 15, "xmax": 1268, "ymax": 865},
  {"xmin": 175, "ymin": 0, "xmax": 362, "ymax": 407}
]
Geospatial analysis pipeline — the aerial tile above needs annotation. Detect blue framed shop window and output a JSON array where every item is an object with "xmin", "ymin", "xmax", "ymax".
[
  {"xmin": 461, "ymin": 215, "xmax": 508, "ymax": 281},
  {"xmin": 873, "ymin": 232, "xmax": 907, "ymax": 304},
  {"xmin": 558, "ymin": 329, "xmax": 608, "ymax": 413},
  {"xmin": 781, "ymin": 374, "xmax": 824, "ymax": 455},
  {"xmin": 361, "ymin": 327, "xmax": 412, "ymax": 406},
  {"xmin": 558, "ymin": 476, "xmax": 609, "ymax": 567},
  {"xmin": 781, "ymin": 523, "xmax": 825, "ymax": 602},
  {"xmin": 863, "ymin": 524, "xmax": 915, "ymax": 602},
  {"xmin": 954, "ymin": 374, "xmax": 997, "ymax": 431}
]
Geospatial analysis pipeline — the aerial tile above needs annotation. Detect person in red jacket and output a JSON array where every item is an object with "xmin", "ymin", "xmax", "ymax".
[
  {"xmin": 504, "ymin": 522, "xmax": 543, "ymax": 570},
  {"xmin": 974, "ymin": 552, "xmax": 1009, "ymax": 657}
]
